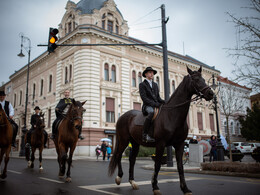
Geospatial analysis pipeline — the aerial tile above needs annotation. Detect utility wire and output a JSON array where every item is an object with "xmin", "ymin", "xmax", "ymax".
[
  {"xmin": 129, "ymin": 18, "xmax": 161, "ymax": 27},
  {"xmin": 130, "ymin": 6, "xmax": 160, "ymax": 26},
  {"xmin": 130, "ymin": 25, "xmax": 161, "ymax": 31}
]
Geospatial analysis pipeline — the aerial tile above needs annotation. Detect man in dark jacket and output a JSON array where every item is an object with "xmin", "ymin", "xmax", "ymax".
[
  {"xmin": 25, "ymin": 106, "xmax": 48, "ymax": 148},
  {"xmin": 51, "ymin": 90, "xmax": 84, "ymax": 140},
  {"xmin": 139, "ymin": 67, "xmax": 165, "ymax": 142},
  {"xmin": 0, "ymin": 91, "xmax": 18, "ymax": 147}
]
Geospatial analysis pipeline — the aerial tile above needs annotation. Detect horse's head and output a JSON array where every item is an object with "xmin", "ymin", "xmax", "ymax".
[
  {"xmin": 35, "ymin": 112, "xmax": 45, "ymax": 129},
  {"xmin": 69, "ymin": 100, "xmax": 87, "ymax": 130},
  {"xmin": 187, "ymin": 66, "xmax": 214, "ymax": 101}
]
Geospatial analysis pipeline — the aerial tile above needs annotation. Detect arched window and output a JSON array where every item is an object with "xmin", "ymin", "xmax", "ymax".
[
  {"xmin": 19, "ymin": 91, "xmax": 22, "ymax": 105},
  {"xmin": 172, "ymin": 80, "xmax": 175, "ymax": 93},
  {"xmin": 33, "ymin": 83, "xmax": 36, "ymax": 100},
  {"xmin": 102, "ymin": 14, "xmax": 106, "ymax": 29},
  {"xmin": 69, "ymin": 65, "xmax": 72, "ymax": 82},
  {"xmin": 104, "ymin": 63, "xmax": 109, "ymax": 81},
  {"xmin": 111, "ymin": 65, "xmax": 116, "ymax": 83},
  {"xmin": 65, "ymin": 67, "xmax": 68, "ymax": 84},
  {"xmin": 132, "ymin": 70, "xmax": 136, "ymax": 87},
  {"xmin": 108, "ymin": 20, "xmax": 113, "ymax": 32},
  {"xmin": 40, "ymin": 79, "xmax": 44, "ymax": 96},
  {"xmin": 138, "ymin": 72, "xmax": 142, "ymax": 85},
  {"xmin": 230, "ymin": 121, "xmax": 235, "ymax": 134},
  {"xmin": 116, "ymin": 19, "xmax": 119, "ymax": 34},
  {"xmin": 237, "ymin": 122, "xmax": 241, "ymax": 134},
  {"xmin": 224, "ymin": 121, "xmax": 227, "ymax": 134},
  {"xmin": 156, "ymin": 76, "xmax": 160, "ymax": 90},
  {"xmin": 49, "ymin": 75, "xmax": 52, "ymax": 92}
]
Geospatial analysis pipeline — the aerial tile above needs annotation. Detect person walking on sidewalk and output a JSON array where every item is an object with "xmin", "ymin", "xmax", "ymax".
[
  {"xmin": 209, "ymin": 135, "xmax": 217, "ymax": 162},
  {"xmin": 101, "ymin": 141, "xmax": 107, "ymax": 161}
]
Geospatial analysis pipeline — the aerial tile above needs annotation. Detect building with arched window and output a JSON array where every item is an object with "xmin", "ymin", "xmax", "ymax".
[{"xmin": 2, "ymin": 0, "xmax": 222, "ymax": 156}]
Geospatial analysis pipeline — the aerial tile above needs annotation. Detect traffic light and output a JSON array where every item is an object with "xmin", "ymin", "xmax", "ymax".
[{"xmin": 48, "ymin": 28, "xmax": 59, "ymax": 53}]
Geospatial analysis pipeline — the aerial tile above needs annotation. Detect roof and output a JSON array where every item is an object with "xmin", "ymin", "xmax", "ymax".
[
  {"xmin": 76, "ymin": 0, "xmax": 123, "ymax": 18},
  {"xmin": 217, "ymin": 76, "xmax": 252, "ymax": 91}
]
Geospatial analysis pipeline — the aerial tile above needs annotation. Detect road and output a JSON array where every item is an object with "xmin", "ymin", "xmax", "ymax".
[{"xmin": 0, "ymin": 157, "xmax": 259, "ymax": 195}]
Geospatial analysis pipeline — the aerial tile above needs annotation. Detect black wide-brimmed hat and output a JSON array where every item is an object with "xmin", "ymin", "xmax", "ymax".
[
  {"xmin": 142, "ymin": 67, "xmax": 157, "ymax": 78},
  {"xmin": 34, "ymin": 106, "xmax": 40, "ymax": 110},
  {"xmin": 0, "ymin": 91, "xmax": 6, "ymax": 96}
]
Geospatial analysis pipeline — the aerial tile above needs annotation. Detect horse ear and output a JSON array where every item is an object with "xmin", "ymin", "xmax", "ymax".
[
  {"xmin": 198, "ymin": 66, "xmax": 202, "ymax": 73},
  {"xmin": 187, "ymin": 66, "xmax": 193, "ymax": 75},
  {"xmin": 81, "ymin": 100, "xmax": 87, "ymax": 106}
]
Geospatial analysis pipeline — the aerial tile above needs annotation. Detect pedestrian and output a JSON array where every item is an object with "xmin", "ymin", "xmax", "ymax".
[
  {"xmin": 0, "ymin": 91, "xmax": 18, "ymax": 147},
  {"xmin": 101, "ymin": 141, "xmax": 107, "ymax": 161},
  {"xmin": 95, "ymin": 145, "xmax": 101, "ymax": 161},
  {"xmin": 189, "ymin": 135, "xmax": 198, "ymax": 144},
  {"xmin": 209, "ymin": 135, "xmax": 217, "ymax": 162},
  {"xmin": 107, "ymin": 144, "xmax": 112, "ymax": 160}
]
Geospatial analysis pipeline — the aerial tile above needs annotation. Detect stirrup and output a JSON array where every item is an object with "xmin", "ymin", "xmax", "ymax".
[{"xmin": 143, "ymin": 134, "xmax": 155, "ymax": 143}]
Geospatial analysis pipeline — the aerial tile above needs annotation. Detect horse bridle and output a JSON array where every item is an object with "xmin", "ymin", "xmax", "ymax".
[{"xmin": 162, "ymin": 75, "xmax": 210, "ymax": 109}]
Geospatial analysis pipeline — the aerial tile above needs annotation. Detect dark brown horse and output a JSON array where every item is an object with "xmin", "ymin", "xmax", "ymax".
[
  {"xmin": 53, "ymin": 99, "xmax": 86, "ymax": 182},
  {"xmin": 0, "ymin": 104, "xmax": 13, "ymax": 179},
  {"xmin": 25, "ymin": 113, "xmax": 45, "ymax": 170},
  {"xmin": 109, "ymin": 66, "xmax": 214, "ymax": 195}
]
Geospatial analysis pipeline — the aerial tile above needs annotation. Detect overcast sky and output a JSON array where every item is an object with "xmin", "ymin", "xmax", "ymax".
[{"xmin": 0, "ymin": 0, "xmax": 254, "ymax": 86}]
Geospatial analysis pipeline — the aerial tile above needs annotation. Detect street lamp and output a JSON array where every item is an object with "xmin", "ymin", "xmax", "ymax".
[
  {"xmin": 209, "ymin": 74, "xmax": 224, "ymax": 161},
  {"xmin": 17, "ymin": 33, "xmax": 31, "ymax": 156}
]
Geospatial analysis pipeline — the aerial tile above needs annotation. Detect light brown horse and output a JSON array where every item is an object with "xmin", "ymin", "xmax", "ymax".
[
  {"xmin": 109, "ymin": 66, "xmax": 214, "ymax": 195},
  {"xmin": 53, "ymin": 99, "xmax": 86, "ymax": 182},
  {"xmin": 0, "ymin": 104, "xmax": 13, "ymax": 179},
  {"xmin": 25, "ymin": 113, "xmax": 45, "ymax": 170}
]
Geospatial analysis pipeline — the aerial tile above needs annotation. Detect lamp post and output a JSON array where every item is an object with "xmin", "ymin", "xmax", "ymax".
[
  {"xmin": 209, "ymin": 74, "xmax": 224, "ymax": 161},
  {"xmin": 17, "ymin": 33, "xmax": 31, "ymax": 156}
]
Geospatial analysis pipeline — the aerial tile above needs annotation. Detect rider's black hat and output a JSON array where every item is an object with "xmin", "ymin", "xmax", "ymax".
[
  {"xmin": 142, "ymin": 67, "xmax": 157, "ymax": 78},
  {"xmin": 0, "ymin": 91, "xmax": 6, "ymax": 96},
  {"xmin": 34, "ymin": 106, "xmax": 40, "ymax": 110}
]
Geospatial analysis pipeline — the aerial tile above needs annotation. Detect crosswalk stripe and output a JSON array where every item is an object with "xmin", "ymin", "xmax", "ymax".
[
  {"xmin": 7, "ymin": 170, "xmax": 22, "ymax": 174},
  {"xmin": 39, "ymin": 177, "xmax": 64, "ymax": 183}
]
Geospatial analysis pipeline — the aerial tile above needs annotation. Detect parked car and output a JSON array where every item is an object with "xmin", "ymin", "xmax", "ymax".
[
  {"xmin": 250, "ymin": 143, "xmax": 260, "ymax": 153},
  {"xmin": 233, "ymin": 142, "xmax": 252, "ymax": 154}
]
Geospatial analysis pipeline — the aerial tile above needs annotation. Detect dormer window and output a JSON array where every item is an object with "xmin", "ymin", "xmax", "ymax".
[
  {"xmin": 108, "ymin": 20, "xmax": 113, "ymax": 33},
  {"xmin": 101, "ymin": 12, "xmax": 119, "ymax": 34}
]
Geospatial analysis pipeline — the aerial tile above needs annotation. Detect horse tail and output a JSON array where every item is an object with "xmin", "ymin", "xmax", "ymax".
[{"xmin": 108, "ymin": 137, "xmax": 119, "ymax": 176}]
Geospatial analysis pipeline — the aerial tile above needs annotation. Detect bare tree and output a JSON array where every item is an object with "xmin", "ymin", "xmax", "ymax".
[
  {"xmin": 226, "ymin": 0, "xmax": 260, "ymax": 92},
  {"xmin": 218, "ymin": 80, "xmax": 249, "ymax": 162}
]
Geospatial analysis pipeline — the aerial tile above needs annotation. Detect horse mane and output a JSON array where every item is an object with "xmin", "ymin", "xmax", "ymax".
[{"xmin": 165, "ymin": 75, "xmax": 190, "ymax": 105}]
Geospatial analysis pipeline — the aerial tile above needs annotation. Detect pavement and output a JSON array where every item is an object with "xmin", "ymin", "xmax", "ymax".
[{"xmin": 8, "ymin": 149, "xmax": 260, "ymax": 179}]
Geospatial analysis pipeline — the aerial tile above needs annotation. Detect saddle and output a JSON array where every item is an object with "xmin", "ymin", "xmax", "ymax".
[{"xmin": 134, "ymin": 107, "xmax": 160, "ymax": 126}]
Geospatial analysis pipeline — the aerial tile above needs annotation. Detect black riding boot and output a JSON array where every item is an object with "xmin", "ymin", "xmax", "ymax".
[
  {"xmin": 43, "ymin": 130, "xmax": 48, "ymax": 148},
  {"xmin": 142, "ymin": 118, "xmax": 155, "ymax": 143},
  {"xmin": 11, "ymin": 126, "xmax": 18, "ymax": 148},
  {"xmin": 51, "ymin": 119, "xmax": 58, "ymax": 140},
  {"xmin": 78, "ymin": 126, "xmax": 84, "ymax": 140}
]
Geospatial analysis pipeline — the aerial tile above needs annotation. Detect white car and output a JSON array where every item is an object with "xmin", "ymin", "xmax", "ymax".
[
  {"xmin": 250, "ymin": 143, "xmax": 260, "ymax": 153},
  {"xmin": 233, "ymin": 142, "xmax": 252, "ymax": 154}
]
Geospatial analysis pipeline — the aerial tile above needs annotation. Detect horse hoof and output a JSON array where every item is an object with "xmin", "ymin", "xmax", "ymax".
[
  {"xmin": 28, "ymin": 161, "xmax": 32, "ymax": 168},
  {"xmin": 39, "ymin": 167, "xmax": 43, "ymax": 172},
  {"xmin": 184, "ymin": 192, "xmax": 192, "ymax": 195},
  {"xmin": 65, "ymin": 177, "xmax": 72, "ymax": 183},
  {"xmin": 129, "ymin": 180, "xmax": 139, "ymax": 190},
  {"xmin": 115, "ymin": 176, "xmax": 122, "ymax": 185},
  {"xmin": 59, "ymin": 175, "xmax": 64, "ymax": 179},
  {"xmin": 153, "ymin": 190, "xmax": 162, "ymax": 195}
]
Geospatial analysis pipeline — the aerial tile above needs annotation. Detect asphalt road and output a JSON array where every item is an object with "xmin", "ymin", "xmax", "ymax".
[{"xmin": 0, "ymin": 157, "xmax": 259, "ymax": 195}]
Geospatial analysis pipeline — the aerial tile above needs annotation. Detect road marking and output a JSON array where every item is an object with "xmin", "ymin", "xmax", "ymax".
[
  {"xmin": 8, "ymin": 170, "xmax": 22, "ymax": 174},
  {"xmin": 39, "ymin": 177, "xmax": 64, "ymax": 184},
  {"xmin": 78, "ymin": 177, "xmax": 200, "ymax": 194}
]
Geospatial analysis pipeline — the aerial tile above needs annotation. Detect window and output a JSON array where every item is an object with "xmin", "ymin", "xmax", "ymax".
[
  {"xmin": 197, "ymin": 112, "xmax": 203, "ymax": 130},
  {"xmin": 68, "ymin": 22, "xmax": 72, "ymax": 33},
  {"xmin": 237, "ymin": 122, "xmax": 241, "ymax": 135},
  {"xmin": 33, "ymin": 83, "xmax": 36, "ymax": 100},
  {"xmin": 13, "ymin": 94, "xmax": 16, "ymax": 108},
  {"xmin": 102, "ymin": 20, "xmax": 105, "ymax": 29},
  {"xmin": 48, "ymin": 108, "xmax": 51, "ymax": 128},
  {"xmin": 49, "ymin": 75, "xmax": 52, "ymax": 92},
  {"xmin": 107, "ymin": 20, "xmax": 113, "ymax": 33},
  {"xmin": 104, "ymin": 63, "xmax": 109, "ymax": 81},
  {"xmin": 106, "ymin": 98, "xmax": 115, "ymax": 123},
  {"xmin": 209, "ymin": 114, "xmax": 215, "ymax": 131},
  {"xmin": 172, "ymin": 80, "xmax": 175, "ymax": 94},
  {"xmin": 187, "ymin": 113, "xmax": 190, "ymax": 129},
  {"xmin": 69, "ymin": 65, "xmax": 72, "ymax": 82},
  {"xmin": 224, "ymin": 121, "xmax": 227, "ymax": 134},
  {"xmin": 231, "ymin": 121, "xmax": 235, "ymax": 134},
  {"xmin": 132, "ymin": 71, "xmax": 136, "ymax": 87},
  {"xmin": 156, "ymin": 76, "xmax": 160, "ymax": 90},
  {"xmin": 111, "ymin": 65, "xmax": 116, "ymax": 83},
  {"xmin": 19, "ymin": 91, "xmax": 22, "ymax": 105},
  {"xmin": 65, "ymin": 67, "xmax": 68, "ymax": 84},
  {"xmin": 40, "ymin": 79, "xmax": 44, "ymax": 96},
  {"xmin": 138, "ymin": 72, "xmax": 142, "ymax": 85},
  {"xmin": 133, "ymin": 102, "xmax": 141, "ymax": 111},
  {"xmin": 116, "ymin": 19, "xmax": 119, "ymax": 34}
]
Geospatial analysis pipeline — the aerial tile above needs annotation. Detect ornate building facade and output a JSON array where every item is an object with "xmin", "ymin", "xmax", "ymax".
[{"xmin": 2, "ymin": 0, "xmax": 220, "ymax": 156}]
